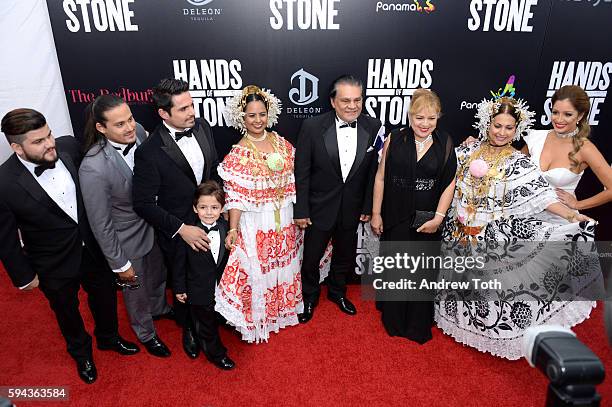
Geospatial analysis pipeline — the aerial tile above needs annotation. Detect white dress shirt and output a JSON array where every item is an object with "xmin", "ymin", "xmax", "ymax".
[
  {"xmin": 201, "ymin": 221, "xmax": 220, "ymax": 263},
  {"xmin": 18, "ymin": 156, "xmax": 78, "ymax": 222},
  {"xmin": 335, "ymin": 117, "xmax": 358, "ymax": 182},
  {"xmin": 108, "ymin": 139, "xmax": 136, "ymax": 172},
  {"xmin": 163, "ymin": 121, "xmax": 205, "ymax": 184}
]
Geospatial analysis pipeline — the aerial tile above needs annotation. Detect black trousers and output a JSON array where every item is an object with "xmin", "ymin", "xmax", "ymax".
[
  {"xmin": 190, "ymin": 304, "xmax": 227, "ymax": 361},
  {"xmin": 157, "ymin": 233, "xmax": 192, "ymax": 330},
  {"xmin": 301, "ymin": 216, "xmax": 359, "ymax": 304},
  {"xmin": 38, "ymin": 249, "xmax": 118, "ymax": 362}
]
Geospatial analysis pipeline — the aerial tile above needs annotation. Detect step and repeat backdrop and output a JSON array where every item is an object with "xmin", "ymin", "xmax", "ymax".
[{"xmin": 47, "ymin": 0, "xmax": 612, "ymax": 248}]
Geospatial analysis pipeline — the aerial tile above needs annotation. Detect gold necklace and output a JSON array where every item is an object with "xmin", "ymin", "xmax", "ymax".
[
  {"xmin": 460, "ymin": 143, "xmax": 514, "ymax": 227},
  {"xmin": 243, "ymin": 133, "xmax": 288, "ymax": 232}
]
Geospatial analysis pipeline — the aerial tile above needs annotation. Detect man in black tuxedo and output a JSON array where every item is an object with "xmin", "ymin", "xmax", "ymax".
[
  {"xmin": 0, "ymin": 109, "xmax": 138, "ymax": 384},
  {"xmin": 133, "ymin": 78, "xmax": 220, "ymax": 358},
  {"xmin": 294, "ymin": 75, "xmax": 383, "ymax": 323}
]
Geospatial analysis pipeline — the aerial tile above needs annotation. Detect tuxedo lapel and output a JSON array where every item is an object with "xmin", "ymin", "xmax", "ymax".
[
  {"xmin": 322, "ymin": 116, "xmax": 342, "ymax": 179},
  {"xmin": 345, "ymin": 119, "xmax": 370, "ymax": 183},
  {"xmin": 104, "ymin": 142, "xmax": 133, "ymax": 183},
  {"xmin": 13, "ymin": 155, "xmax": 75, "ymax": 223},
  {"xmin": 159, "ymin": 128, "xmax": 197, "ymax": 185},
  {"xmin": 193, "ymin": 123, "xmax": 211, "ymax": 182}
]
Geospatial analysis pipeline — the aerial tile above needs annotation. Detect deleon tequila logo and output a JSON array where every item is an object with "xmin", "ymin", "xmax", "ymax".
[
  {"xmin": 289, "ymin": 69, "xmax": 319, "ymax": 105},
  {"xmin": 286, "ymin": 68, "xmax": 322, "ymax": 118}
]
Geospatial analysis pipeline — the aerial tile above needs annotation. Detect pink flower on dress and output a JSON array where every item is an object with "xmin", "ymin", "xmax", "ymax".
[{"xmin": 469, "ymin": 159, "xmax": 489, "ymax": 178}]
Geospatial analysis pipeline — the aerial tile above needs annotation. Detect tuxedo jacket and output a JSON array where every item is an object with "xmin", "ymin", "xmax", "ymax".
[
  {"xmin": 79, "ymin": 124, "xmax": 153, "ymax": 270},
  {"xmin": 132, "ymin": 118, "xmax": 220, "ymax": 240},
  {"xmin": 173, "ymin": 215, "xmax": 228, "ymax": 307},
  {"xmin": 294, "ymin": 111, "xmax": 381, "ymax": 230},
  {"xmin": 0, "ymin": 136, "xmax": 106, "ymax": 289}
]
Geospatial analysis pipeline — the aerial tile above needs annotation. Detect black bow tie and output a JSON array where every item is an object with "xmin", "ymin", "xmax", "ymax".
[
  {"xmin": 202, "ymin": 224, "xmax": 219, "ymax": 233},
  {"xmin": 339, "ymin": 121, "xmax": 357, "ymax": 129},
  {"xmin": 34, "ymin": 162, "xmax": 56, "ymax": 177},
  {"xmin": 175, "ymin": 128, "xmax": 193, "ymax": 141},
  {"xmin": 113, "ymin": 142, "xmax": 136, "ymax": 156}
]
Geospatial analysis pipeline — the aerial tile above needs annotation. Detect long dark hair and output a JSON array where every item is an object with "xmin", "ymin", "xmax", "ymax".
[{"xmin": 83, "ymin": 95, "xmax": 126, "ymax": 152}]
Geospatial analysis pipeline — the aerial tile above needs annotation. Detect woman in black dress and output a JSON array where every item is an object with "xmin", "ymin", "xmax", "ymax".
[{"xmin": 370, "ymin": 89, "xmax": 457, "ymax": 344}]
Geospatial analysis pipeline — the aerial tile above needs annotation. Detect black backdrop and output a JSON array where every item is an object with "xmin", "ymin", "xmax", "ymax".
[{"xmin": 47, "ymin": 0, "xmax": 612, "ymax": 236}]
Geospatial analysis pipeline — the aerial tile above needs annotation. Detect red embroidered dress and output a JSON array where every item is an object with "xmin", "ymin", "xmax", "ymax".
[{"xmin": 215, "ymin": 133, "xmax": 304, "ymax": 343}]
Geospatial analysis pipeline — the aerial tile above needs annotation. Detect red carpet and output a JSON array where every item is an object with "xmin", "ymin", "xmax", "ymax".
[{"xmin": 0, "ymin": 268, "xmax": 610, "ymax": 407}]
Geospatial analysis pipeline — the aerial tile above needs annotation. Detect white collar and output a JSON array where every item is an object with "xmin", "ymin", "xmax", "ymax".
[
  {"xmin": 108, "ymin": 139, "xmax": 131, "ymax": 150},
  {"xmin": 163, "ymin": 121, "xmax": 190, "ymax": 137},
  {"xmin": 200, "ymin": 221, "xmax": 218, "ymax": 229},
  {"xmin": 17, "ymin": 155, "xmax": 60, "ymax": 176}
]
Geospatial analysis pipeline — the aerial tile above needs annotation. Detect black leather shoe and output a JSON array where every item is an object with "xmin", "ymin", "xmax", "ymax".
[
  {"xmin": 77, "ymin": 359, "xmax": 97, "ymax": 384},
  {"xmin": 329, "ymin": 297, "xmax": 357, "ymax": 315},
  {"xmin": 97, "ymin": 337, "xmax": 140, "ymax": 355},
  {"xmin": 143, "ymin": 336, "xmax": 171, "ymax": 358},
  {"xmin": 211, "ymin": 356, "xmax": 235, "ymax": 370},
  {"xmin": 298, "ymin": 302, "xmax": 315, "ymax": 324},
  {"xmin": 152, "ymin": 308, "xmax": 176, "ymax": 321},
  {"xmin": 183, "ymin": 328, "xmax": 200, "ymax": 359}
]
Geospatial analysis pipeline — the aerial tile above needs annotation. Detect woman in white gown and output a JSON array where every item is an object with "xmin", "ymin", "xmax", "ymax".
[
  {"xmin": 435, "ymin": 96, "xmax": 603, "ymax": 360},
  {"xmin": 522, "ymin": 85, "xmax": 612, "ymax": 212}
]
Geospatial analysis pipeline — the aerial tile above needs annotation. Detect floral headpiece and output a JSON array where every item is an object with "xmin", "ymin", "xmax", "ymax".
[
  {"xmin": 225, "ymin": 85, "xmax": 282, "ymax": 134},
  {"xmin": 473, "ymin": 96, "xmax": 535, "ymax": 141}
]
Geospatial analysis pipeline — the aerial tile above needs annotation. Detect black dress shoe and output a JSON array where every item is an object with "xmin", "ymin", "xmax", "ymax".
[
  {"xmin": 329, "ymin": 297, "xmax": 357, "ymax": 315},
  {"xmin": 211, "ymin": 355, "xmax": 235, "ymax": 370},
  {"xmin": 97, "ymin": 337, "xmax": 140, "ymax": 355},
  {"xmin": 76, "ymin": 359, "xmax": 97, "ymax": 384},
  {"xmin": 143, "ymin": 336, "xmax": 171, "ymax": 358},
  {"xmin": 298, "ymin": 302, "xmax": 315, "ymax": 324},
  {"xmin": 183, "ymin": 328, "xmax": 200, "ymax": 359},
  {"xmin": 152, "ymin": 308, "xmax": 176, "ymax": 321}
]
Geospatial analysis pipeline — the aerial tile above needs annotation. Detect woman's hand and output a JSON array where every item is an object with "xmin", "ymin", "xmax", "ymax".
[
  {"xmin": 556, "ymin": 188, "xmax": 578, "ymax": 209},
  {"xmin": 567, "ymin": 213, "xmax": 595, "ymax": 223},
  {"xmin": 417, "ymin": 217, "xmax": 443, "ymax": 233},
  {"xmin": 461, "ymin": 135, "xmax": 478, "ymax": 147},
  {"xmin": 370, "ymin": 214, "xmax": 383, "ymax": 236},
  {"xmin": 175, "ymin": 293, "xmax": 187, "ymax": 303},
  {"xmin": 225, "ymin": 229, "xmax": 238, "ymax": 250}
]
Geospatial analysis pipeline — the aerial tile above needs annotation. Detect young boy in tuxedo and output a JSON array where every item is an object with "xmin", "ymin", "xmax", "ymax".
[{"xmin": 173, "ymin": 181, "xmax": 235, "ymax": 370}]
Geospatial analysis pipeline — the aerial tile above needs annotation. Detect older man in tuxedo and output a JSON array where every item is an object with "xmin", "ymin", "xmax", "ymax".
[
  {"xmin": 0, "ymin": 109, "xmax": 138, "ymax": 384},
  {"xmin": 294, "ymin": 75, "xmax": 383, "ymax": 323},
  {"xmin": 79, "ymin": 95, "xmax": 172, "ymax": 358},
  {"xmin": 133, "ymin": 78, "xmax": 220, "ymax": 358}
]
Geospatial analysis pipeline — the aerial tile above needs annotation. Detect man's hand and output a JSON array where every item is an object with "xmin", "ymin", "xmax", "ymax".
[
  {"xmin": 117, "ymin": 267, "xmax": 137, "ymax": 283},
  {"xmin": 23, "ymin": 275, "xmax": 39, "ymax": 290},
  {"xmin": 179, "ymin": 225, "xmax": 210, "ymax": 252},
  {"xmin": 175, "ymin": 293, "xmax": 187, "ymax": 303},
  {"xmin": 294, "ymin": 218, "xmax": 312, "ymax": 229},
  {"xmin": 360, "ymin": 214, "xmax": 371, "ymax": 222}
]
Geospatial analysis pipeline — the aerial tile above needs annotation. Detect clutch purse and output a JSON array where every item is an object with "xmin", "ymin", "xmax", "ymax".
[{"xmin": 411, "ymin": 210, "xmax": 435, "ymax": 229}]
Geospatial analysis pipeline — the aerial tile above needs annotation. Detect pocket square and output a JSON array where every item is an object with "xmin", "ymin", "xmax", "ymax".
[{"xmin": 366, "ymin": 146, "xmax": 375, "ymax": 153}]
